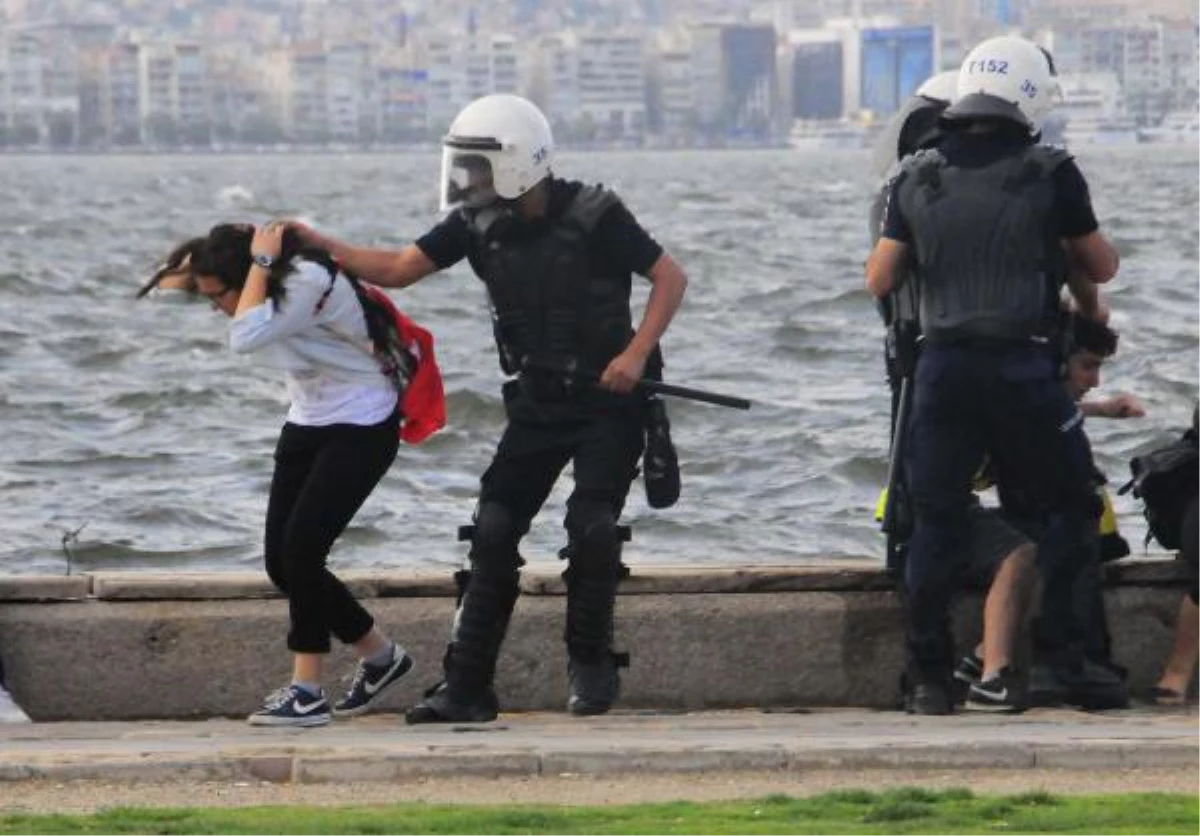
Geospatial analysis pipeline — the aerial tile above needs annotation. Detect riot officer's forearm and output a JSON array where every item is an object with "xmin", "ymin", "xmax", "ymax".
[
  {"xmin": 283, "ymin": 221, "xmax": 437, "ymax": 289},
  {"xmin": 865, "ymin": 238, "xmax": 908, "ymax": 298},
  {"xmin": 628, "ymin": 253, "xmax": 688, "ymax": 358},
  {"xmin": 1065, "ymin": 269, "xmax": 1109, "ymax": 323},
  {"xmin": 325, "ymin": 241, "xmax": 437, "ymax": 289}
]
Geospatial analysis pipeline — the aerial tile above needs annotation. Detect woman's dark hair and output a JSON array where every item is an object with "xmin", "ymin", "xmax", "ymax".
[
  {"xmin": 139, "ymin": 224, "xmax": 410, "ymax": 380},
  {"xmin": 136, "ymin": 236, "xmax": 205, "ymax": 298},
  {"xmin": 192, "ymin": 223, "xmax": 295, "ymax": 307},
  {"xmin": 141, "ymin": 223, "xmax": 341, "ymax": 308}
]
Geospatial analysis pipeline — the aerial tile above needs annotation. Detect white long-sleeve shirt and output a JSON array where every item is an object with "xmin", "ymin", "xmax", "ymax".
[{"xmin": 229, "ymin": 259, "xmax": 396, "ymax": 427}]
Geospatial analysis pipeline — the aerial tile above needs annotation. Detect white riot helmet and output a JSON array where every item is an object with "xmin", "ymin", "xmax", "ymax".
[
  {"xmin": 440, "ymin": 94, "xmax": 554, "ymax": 212},
  {"xmin": 914, "ymin": 70, "xmax": 959, "ymax": 105},
  {"xmin": 943, "ymin": 36, "xmax": 1062, "ymax": 135},
  {"xmin": 870, "ymin": 70, "xmax": 960, "ymax": 181}
]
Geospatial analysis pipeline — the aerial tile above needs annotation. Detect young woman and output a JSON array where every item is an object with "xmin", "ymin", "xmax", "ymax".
[{"xmin": 145, "ymin": 223, "xmax": 423, "ymax": 727}]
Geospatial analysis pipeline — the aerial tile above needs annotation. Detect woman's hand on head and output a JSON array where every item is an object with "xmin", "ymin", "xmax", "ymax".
[{"xmin": 252, "ymin": 220, "xmax": 286, "ymax": 261}]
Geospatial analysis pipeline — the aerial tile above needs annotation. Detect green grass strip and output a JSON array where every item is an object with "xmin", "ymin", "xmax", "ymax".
[{"xmin": 0, "ymin": 788, "xmax": 1196, "ymax": 835}]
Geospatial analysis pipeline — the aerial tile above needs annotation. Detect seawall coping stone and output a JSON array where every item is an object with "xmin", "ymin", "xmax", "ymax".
[{"xmin": 0, "ymin": 555, "xmax": 1186, "ymax": 603}]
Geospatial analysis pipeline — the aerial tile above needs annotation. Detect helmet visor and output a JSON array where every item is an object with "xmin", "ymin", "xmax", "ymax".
[{"xmin": 439, "ymin": 148, "xmax": 499, "ymax": 212}]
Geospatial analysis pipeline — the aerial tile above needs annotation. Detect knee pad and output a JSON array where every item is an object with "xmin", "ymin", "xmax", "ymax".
[
  {"xmin": 475, "ymin": 502, "xmax": 518, "ymax": 548},
  {"xmin": 565, "ymin": 503, "xmax": 622, "ymax": 577},
  {"xmin": 567, "ymin": 503, "xmax": 619, "ymax": 551},
  {"xmin": 464, "ymin": 502, "xmax": 524, "ymax": 571}
]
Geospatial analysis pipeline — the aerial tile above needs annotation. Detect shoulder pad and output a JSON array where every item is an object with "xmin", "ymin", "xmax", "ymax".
[
  {"xmin": 566, "ymin": 185, "xmax": 620, "ymax": 231},
  {"xmin": 906, "ymin": 147, "xmax": 947, "ymax": 168},
  {"xmin": 885, "ymin": 148, "xmax": 943, "ymax": 191},
  {"xmin": 1028, "ymin": 142, "xmax": 1072, "ymax": 169}
]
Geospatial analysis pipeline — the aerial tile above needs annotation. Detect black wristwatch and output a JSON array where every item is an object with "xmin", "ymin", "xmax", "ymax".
[{"xmin": 252, "ymin": 252, "xmax": 276, "ymax": 269}]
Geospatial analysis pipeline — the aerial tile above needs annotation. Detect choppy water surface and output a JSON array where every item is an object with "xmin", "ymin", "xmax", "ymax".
[{"xmin": 0, "ymin": 147, "xmax": 1196, "ymax": 575}]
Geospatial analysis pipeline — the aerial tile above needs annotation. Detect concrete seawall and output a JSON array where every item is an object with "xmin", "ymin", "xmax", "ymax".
[{"xmin": 0, "ymin": 558, "xmax": 1191, "ymax": 721}]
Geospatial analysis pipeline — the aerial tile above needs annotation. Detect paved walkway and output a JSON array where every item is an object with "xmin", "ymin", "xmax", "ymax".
[{"xmin": 0, "ymin": 707, "xmax": 1195, "ymax": 785}]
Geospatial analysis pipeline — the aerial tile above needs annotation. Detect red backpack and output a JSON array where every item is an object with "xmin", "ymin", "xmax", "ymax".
[{"xmin": 360, "ymin": 284, "xmax": 446, "ymax": 445}]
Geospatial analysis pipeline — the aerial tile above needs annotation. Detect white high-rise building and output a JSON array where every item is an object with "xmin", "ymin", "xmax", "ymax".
[
  {"xmin": 534, "ymin": 32, "xmax": 581, "ymax": 128},
  {"xmin": 576, "ymin": 31, "xmax": 647, "ymax": 140},
  {"xmin": 174, "ymin": 42, "xmax": 209, "ymax": 141},
  {"xmin": 327, "ymin": 42, "xmax": 374, "ymax": 141},
  {"xmin": 657, "ymin": 41, "xmax": 696, "ymax": 139},
  {"xmin": 424, "ymin": 35, "xmax": 463, "ymax": 130},
  {"xmin": 5, "ymin": 31, "xmax": 45, "ymax": 141},
  {"xmin": 137, "ymin": 41, "xmax": 210, "ymax": 144},
  {"xmin": 424, "ymin": 32, "xmax": 523, "ymax": 132},
  {"xmin": 376, "ymin": 44, "xmax": 429, "ymax": 140},
  {"xmin": 288, "ymin": 44, "xmax": 329, "ymax": 142},
  {"xmin": 106, "ymin": 40, "xmax": 141, "ymax": 144}
]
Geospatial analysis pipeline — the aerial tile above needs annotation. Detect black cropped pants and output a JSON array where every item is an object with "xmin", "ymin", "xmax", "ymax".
[{"xmin": 264, "ymin": 412, "xmax": 399, "ymax": 653}]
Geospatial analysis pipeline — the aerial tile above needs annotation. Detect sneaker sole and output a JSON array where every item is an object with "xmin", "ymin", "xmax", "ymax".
[
  {"xmin": 333, "ymin": 655, "xmax": 415, "ymax": 719},
  {"xmin": 568, "ymin": 700, "xmax": 612, "ymax": 717},
  {"xmin": 963, "ymin": 699, "xmax": 1026, "ymax": 714},
  {"xmin": 246, "ymin": 713, "xmax": 331, "ymax": 728}
]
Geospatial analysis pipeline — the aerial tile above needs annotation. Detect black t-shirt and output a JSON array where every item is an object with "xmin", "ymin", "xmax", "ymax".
[
  {"xmin": 881, "ymin": 130, "xmax": 1100, "ymax": 244},
  {"xmin": 415, "ymin": 178, "xmax": 664, "ymax": 279}
]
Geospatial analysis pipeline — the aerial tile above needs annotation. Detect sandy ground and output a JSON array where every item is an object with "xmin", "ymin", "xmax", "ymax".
[{"xmin": 0, "ymin": 766, "xmax": 1196, "ymax": 814}]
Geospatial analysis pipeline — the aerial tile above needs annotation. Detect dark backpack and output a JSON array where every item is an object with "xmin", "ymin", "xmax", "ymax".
[{"xmin": 1120, "ymin": 413, "xmax": 1199, "ymax": 550}]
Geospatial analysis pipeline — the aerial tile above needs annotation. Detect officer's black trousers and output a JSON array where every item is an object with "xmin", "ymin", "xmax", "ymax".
[
  {"xmin": 444, "ymin": 398, "xmax": 645, "ymax": 696},
  {"xmin": 903, "ymin": 343, "xmax": 1100, "ymax": 682}
]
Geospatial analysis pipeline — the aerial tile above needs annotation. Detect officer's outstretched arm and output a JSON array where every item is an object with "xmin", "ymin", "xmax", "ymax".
[
  {"xmin": 1065, "ymin": 231, "xmax": 1119, "ymax": 285},
  {"xmin": 865, "ymin": 238, "xmax": 908, "ymax": 298},
  {"xmin": 284, "ymin": 221, "xmax": 439, "ymax": 289},
  {"xmin": 320, "ymin": 241, "xmax": 437, "ymax": 289}
]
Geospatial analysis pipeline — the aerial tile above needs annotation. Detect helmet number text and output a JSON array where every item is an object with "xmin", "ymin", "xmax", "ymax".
[{"xmin": 967, "ymin": 59, "xmax": 1009, "ymax": 75}]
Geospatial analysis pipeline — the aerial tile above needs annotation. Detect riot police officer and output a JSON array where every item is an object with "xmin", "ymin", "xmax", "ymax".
[
  {"xmin": 289, "ymin": 94, "xmax": 688, "ymax": 722},
  {"xmin": 865, "ymin": 36, "xmax": 1121, "ymax": 714}
]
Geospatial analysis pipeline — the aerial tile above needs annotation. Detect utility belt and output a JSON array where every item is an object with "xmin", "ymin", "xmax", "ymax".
[
  {"xmin": 500, "ymin": 373, "xmax": 635, "ymax": 425},
  {"xmin": 922, "ymin": 330, "xmax": 1054, "ymax": 353},
  {"xmin": 513, "ymin": 367, "xmax": 591, "ymax": 404},
  {"xmin": 509, "ymin": 353, "xmax": 635, "ymax": 408}
]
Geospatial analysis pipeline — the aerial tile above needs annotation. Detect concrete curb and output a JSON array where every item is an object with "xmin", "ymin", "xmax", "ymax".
[
  {"xmin": 0, "ymin": 709, "xmax": 1193, "ymax": 785},
  {"xmin": 1, "ymin": 740, "xmax": 1194, "ymax": 785}
]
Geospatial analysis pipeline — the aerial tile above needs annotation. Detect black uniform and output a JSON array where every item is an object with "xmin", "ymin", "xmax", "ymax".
[
  {"xmin": 409, "ymin": 178, "xmax": 663, "ymax": 719},
  {"xmin": 880, "ymin": 125, "xmax": 1110, "ymax": 706}
]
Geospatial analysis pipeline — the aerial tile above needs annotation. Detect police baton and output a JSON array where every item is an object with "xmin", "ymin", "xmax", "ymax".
[
  {"xmin": 521, "ymin": 357, "xmax": 751, "ymax": 410},
  {"xmin": 880, "ymin": 375, "xmax": 911, "ymax": 537}
]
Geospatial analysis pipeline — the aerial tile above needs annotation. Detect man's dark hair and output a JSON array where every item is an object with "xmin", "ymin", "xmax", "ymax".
[{"xmin": 1070, "ymin": 314, "xmax": 1119, "ymax": 357}]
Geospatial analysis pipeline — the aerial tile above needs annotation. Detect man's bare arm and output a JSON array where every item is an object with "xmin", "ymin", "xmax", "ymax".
[
  {"xmin": 865, "ymin": 238, "xmax": 908, "ymax": 298},
  {"xmin": 1065, "ymin": 268, "xmax": 1110, "ymax": 322},
  {"xmin": 289, "ymin": 223, "xmax": 438, "ymax": 289},
  {"xmin": 598, "ymin": 252, "xmax": 688, "ymax": 393},
  {"xmin": 1065, "ymin": 231, "xmax": 1119, "ymax": 285}
]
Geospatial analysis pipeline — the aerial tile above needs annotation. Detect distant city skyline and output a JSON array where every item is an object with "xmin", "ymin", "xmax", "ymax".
[{"xmin": 0, "ymin": 0, "xmax": 1194, "ymax": 150}]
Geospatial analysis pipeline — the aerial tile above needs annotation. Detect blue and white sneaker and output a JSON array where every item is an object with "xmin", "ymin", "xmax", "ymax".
[
  {"xmin": 248, "ymin": 685, "xmax": 331, "ymax": 727},
  {"xmin": 334, "ymin": 645, "xmax": 414, "ymax": 718}
]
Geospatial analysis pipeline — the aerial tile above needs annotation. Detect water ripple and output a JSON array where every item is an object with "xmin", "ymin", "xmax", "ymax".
[{"xmin": 0, "ymin": 147, "xmax": 1195, "ymax": 574}]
